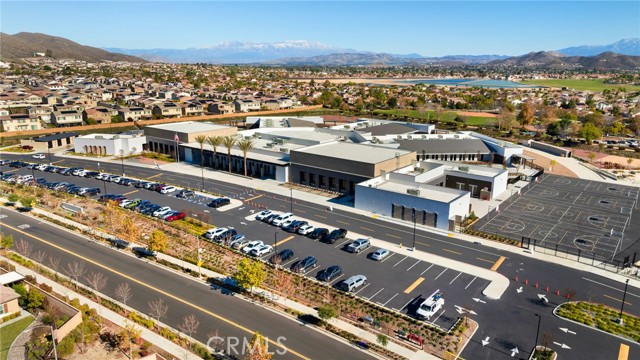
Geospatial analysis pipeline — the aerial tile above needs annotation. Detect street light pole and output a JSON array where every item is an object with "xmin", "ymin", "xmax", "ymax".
[
  {"xmin": 619, "ymin": 279, "xmax": 630, "ymax": 325},
  {"xmin": 411, "ymin": 210, "xmax": 416, "ymax": 251},
  {"xmin": 290, "ymin": 188, "xmax": 293, "ymax": 213},
  {"xmin": 531, "ymin": 313, "xmax": 541, "ymax": 358},
  {"xmin": 98, "ymin": 163, "xmax": 107, "ymax": 193},
  {"xmin": 196, "ymin": 234, "xmax": 202, "ymax": 279},
  {"xmin": 119, "ymin": 150, "xmax": 125, "ymax": 176},
  {"xmin": 274, "ymin": 231, "xmax": 279, "ymax": 254},
  {"xmin": 47, "ymin": 144, "xmax": 52, "ymax": 165}
]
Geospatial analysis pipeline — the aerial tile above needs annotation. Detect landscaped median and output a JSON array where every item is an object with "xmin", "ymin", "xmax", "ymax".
[{"xmin": 554, "ymin": 301, "xmax": 640, "ymax": 342}]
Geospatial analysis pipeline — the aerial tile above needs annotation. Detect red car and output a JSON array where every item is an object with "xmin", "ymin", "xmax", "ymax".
[{"xmin": 165, "ymin": 211, "xmax": 186, "ymax": 222}]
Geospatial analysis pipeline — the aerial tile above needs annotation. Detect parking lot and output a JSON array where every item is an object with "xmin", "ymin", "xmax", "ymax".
[
  {"xmin": 4, "ymin": 162, "xmax": 489, "ymax": 330},
  {"xmin": 474, "ymin": 174, "xmax": 639, "ymax": 260}
]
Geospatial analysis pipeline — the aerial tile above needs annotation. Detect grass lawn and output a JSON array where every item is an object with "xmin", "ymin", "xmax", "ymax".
[
  {"xmin": 556, "ymin": 302, "xmax": 640, "ymax": 342},
  {"xmin": 521, "ymin": 79, "xmax": 640, "ymax": 92},
  {"xmin": 0, "ymin": 316, "xmax": 34, "ymax": 360},
  {"xmin": 372, "ymin": 109, "xmax": 496, "ymax": 126}
]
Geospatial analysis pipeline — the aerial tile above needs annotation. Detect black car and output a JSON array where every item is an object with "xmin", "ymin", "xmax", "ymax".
[
  {"xmin": 132, "ymin": 246, "xmax": 157, "ymax": 258},
  {"xmin": 177, "ymin": 189, "xmax": 195, "ymax": 198},
  {"xmin": 283, "ymin": 220, "xmax": 307, "ymax": 233},
  {"xmin": 80, "ymin": 188, "xmax": 101, "ymax": 197},
  {"xmin": 59, "ymin": 168, "xmax": 73, "ymax": 176},
  {"xmin": 308, "ymin": 227, "xmax": 329, "ymax": 240},
  {"xmin": 134, "ymin": 181, "xmax": 149, "ymax": 188},
  {"xmin": 262, "ymin": 213, "xmax": 279, "ymax": 224},
  {"xmin": 317, "ymin": 265, "xmax": 342, "ymax": 282},
  {"xmin": 84, "ymin": 171, "xmax": 100, "ymax": 178},
  {"xmin": 109, "ymin": 238, "xmax": 130, "ymax": 249},
  {"xmin": 133, "ymin": 200, "xmax": 151, "ymax": 211},
  {"xmin": 10, "ymin": 161, "xmax": 29, "ymax": 168},
  {"xmin": 323, "ymin": 228, "xmax": 348, "ymax": 244},
  {"xmin": 269, "ymin": 249, "xmax": 294, "ymax": 264},
  {"xmin": 208, "ymin": 198, "xmax": 231, "ymax": 208},
  {"xmin": 292, "ymin": 256, "xmax": 317, "ymax": 273},
  {"xmin": 140, "ymin": 204, "xmax": 161, "ymax": 215}
]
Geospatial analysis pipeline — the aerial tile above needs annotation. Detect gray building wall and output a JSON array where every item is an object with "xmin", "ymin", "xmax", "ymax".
[
  {"xmin": 290, "ymin": 164, "xmax": 367, "ymax": 193},
  {"xmin": 444, "ymin": 174, "xmax": 492, "ymax": 198}
]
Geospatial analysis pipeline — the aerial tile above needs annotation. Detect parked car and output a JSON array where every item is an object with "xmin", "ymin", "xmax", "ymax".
[
  {"xmin": 133, "ymin": 200, "xmax": 151, "ymax": 211},
  {"xmin": 32, "ymin": 153, "xmax": 46, "ymax": 159},
  {"xmin": 262, "ymin": 213, "xmax": 279, "ymax": 224},
  {"xmin": 308, "ymin": 227, "xmax": 329, "ymax": 240},
  {"xmin": 297, "ymin": 224, "xmax": 315, "ymax": 235},
  {"xmin": 370, "ymin": 248, "xmax": 390, "ymax": 261},
  {"xmin": 292, "ymin": 256, "xmax": 317, "ymax": 273},
  {"xmin": 214, "ymin": 228, "xmax": 237, "ymax": 243},
  {"xmin": 250, "ymin": 245, "xmax": 273, "ymax": 257},
  {"xmin": 228, "ymin": 234, "xmax": 246, "ymax": 248},
  {"xmin": 255, "ymin": 209, "xmax": 273, "ymax": 221},
  {"xmin": 347, "ymin": 238, "xmax": 371, "ymax": 253},
  {"xmin": 337, "ymin": 275, "xmax": 367, "ymax": 293},
  {"xmin": 84, "ymin": 171, "xmax": 100, "ymax": 178},
  {"xmin": 109, "ymin": 238, "xmax": 130, "ymax": 249},
  {"xmin": 231, "ymin": 239, "xmax": 250, "ymax": 250},
  {"xmin": 134, "ymin": 181, "xmax": 149, "ymax": 188},
  {"xmin": 78, "ymin": 187, "xmax": 101, "ymax": 197},
  {"xmin": 317, "ymin": 265, "xmax": 342, "ymax": 282},
  {"xmin": 177, "ymin": 189, "xmax": 195, "ymax": 198},
  {"xmin": 16, "ymin": 175, "xmax": 34, "ymax": 184},
  {"xmin": 146, "ymin": 183, "xmax": 163, "ymax": 191},
  {"xmin": 269, "ymin": 249, "xmax": 294, "ymax": 264},
  {"xmin": 35, "ymin": 164, "xmax": 47, "ymax": 171},
  {"xmin": 204, "ymin": 227, "xmax": 228, "ymax": 240},
  {"xmin": 159, "ymin": 185, "xmax": 178, "ymax": 194},
  {"xmin": 323, "ymin": 228, "xmax": 348, "ymax": 244},
  {"xmin": 122, "ymin": 199, "xmax": 142, "ymax": 209},
  {"xmin": 140, "ymin": 204, "xmax": 161, "ymax": 215},
  {"xmin": 242, "ymin": 240, "xmax": 264, "ymax": 254},
  {"xmin": 59, "ymin": 168, "xmax": 73, "ymax": 176},
  {"xmin": 208, "ymin": 198, "xmax": 231, "ymax": 208},
  {"xmin": 152, "ymin": 206, "xmax": 172, "ymax": 217},
  {"xmin": 132, "ymin": 247, "xmax": 157, "ymax": 258},
  {"xmin": 416, "ymin": 290, "xmax": 444, "ymax": 320},
  {"xmin": 272, "ymin": 213, "xmax": 293, "ymax": 227},
  {"xmin": 165, "ymin": 211, "xmax": 186, "ymax": 222},
  {"xmin": 283, "ymin": 220, "xmax": 307, "ymax": 233}
]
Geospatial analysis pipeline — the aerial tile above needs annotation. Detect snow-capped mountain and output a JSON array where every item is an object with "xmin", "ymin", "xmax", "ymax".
[{"xmin": 557, "ymin": 38, "xmax": 640, "ymax": 56}]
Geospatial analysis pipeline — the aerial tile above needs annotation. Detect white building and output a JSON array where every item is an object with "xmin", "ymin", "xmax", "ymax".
[{"xmin": 74, "ymin": 132, "xmax": 146, "ymax": 156}]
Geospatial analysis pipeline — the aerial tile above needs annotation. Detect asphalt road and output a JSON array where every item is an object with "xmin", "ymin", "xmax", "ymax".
[
  {"xmin": 0, "ymin": 209, "xmax": 374, "ymax": 360},
  {"xmin": 2, "ymin": 154, "xmax": 639, "ymax": 359}
]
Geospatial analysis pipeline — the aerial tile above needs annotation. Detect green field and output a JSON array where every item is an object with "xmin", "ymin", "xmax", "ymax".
[
  {"xmin": 372, "ymin": 109, "xmax": 496, "ymax": 126},
  {"xmin": 521, "ymin": 79, "xmax": 640, "ymax": 92},
  {"xmin": 0, "ymin": 316, "xmax": 34, "ymax": 360}
]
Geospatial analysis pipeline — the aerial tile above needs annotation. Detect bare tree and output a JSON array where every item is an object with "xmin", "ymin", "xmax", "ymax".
[
  {"xmin": 148, "ymin": 298, "xmax": 169, "ymax": 323},
  {"xmin": 14, "ymin": 238, "xmax": 32, "ymax": 258},
  {"xmin": 115, "ymin": 282, "xmax": 132, "ymax": 306},
  {"xmin": 86, "ymin": 271, "xmax": 108, "ymax": 298},
  {"xmin": 32, "ymin": 250, "xmax": 46, "ymax": 264},
  {"xmin": 179, "ymin": 314, "xmax": 200, "ymax": 345},
  {"xmin": 65, "ymin": 260, "xmax": 86, "ymax": 284},
  {"xmin": 48, "ymin": 256, "xmax": 61, "ymax": 277}
]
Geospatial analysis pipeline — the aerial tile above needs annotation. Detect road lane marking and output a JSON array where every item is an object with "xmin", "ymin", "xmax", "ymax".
[
  {"xmin": 367, "ymin": 288, "xmax": 384, "ymax": 301},
  {"xmin": 403, "ymin": 277, "xmax": 424, "ymax": 294},
  {"xmin": 449, "ymin": 272, "xmax": 462, "ymax": 285},
  {"xmin": 476, "ymin": 257, "xmax": 495, "ymax": 264},
  {"xmin": 274, "ymin": 236, "xmax": 295, "ymax": 247},
  {"xmin": 434, "ymin": 268, "xmax": 448, "ymax": 280},
  {"xmin": 582, "ymin": 277, "xmax": 640, "ymax": 299},
  {"xmin": 2, "ymin": 222, "xmax": 310, "ymax": 360},
  {"xmin": 386, "ymin": 233, "xmax": 401, "ymax": 239},
  {"xmin": 244, "ymin": 194, "xmax": 264, "ymax": 202},
  {"xmin": 147, "ymin": 173, "xmax": 162, "ymax": 179},
  {"xmin": 296, "ymin": 209, "xmax": 306, "ymax": 213},
  {"xmin": 420, "ymin": 264, "xmax": 434, "ymax": 275},
  {"xmin": 465, "ymin": 277, "xmax": 477, "ymax": 289},
  {"xmin": 381, "ymin": 293, "xmax": 398, "ymax": 306},
  {"xmin": 490, "ymin": 256, "xmax": 506, "ymax": 271},
  {"xmin": 315, "ymin": 214, "xmax": 327, "ymax": 219},
  {"xmin": 123, "ymin": 190, "xmax": 139, "ymax": 196},
  {"xmin": 360, "ymin": 227, "xmax": 374, "ymax": 232},
  {"xmin": 442, "ymin": 248, "xmax": 462, "ymax": 255},
  {"xmin": 618, "ymin": 343, "xmax": 629, "ymax": 360},
  {"xmin": 336, "ymin": 220, "xmax": 350, "ymax": 226},
  {"xmin": 394, "ymin": 256, "xmax": 408, "ymax": 267},
  {"xmin": 406, "ymin": 260, "xmax": 420, "ymax": 272},
  {"xmin": 604, "ymin": 294, "xmax": 632, "ymax": 306}
]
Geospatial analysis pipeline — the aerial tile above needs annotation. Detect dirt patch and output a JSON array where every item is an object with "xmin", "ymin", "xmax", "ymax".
[
  {"xmin": 523, "ymin": 150, "xmax": 577, "ymax": 177},
  {"xmin": 456, "ymin": 111, "xmax": 497, "ymax": 118},
  {"xmin": 66, "ymin": 344, "xmax": 127, "ymax": 360}
]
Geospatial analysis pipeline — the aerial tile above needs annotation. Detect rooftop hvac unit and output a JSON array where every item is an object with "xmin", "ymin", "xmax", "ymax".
[
  {"xmin": 397, "ymin": 135, "xmax": 402, "ymax": 140},
  {"xmin": 407, "ymin": 188, "xmax": 420, "ymax": 196},
  {"xmin": 279, "ymin": 147, "xmax": 289, "ymax": 153},
  {"xmin": 265, "ymin": 143, "xmax": 274, "ymax": 148},
  {"xmin": 95, "ymin": 135, "xmax": 103, "ymax": 139},
  {"xmin": 459, "ymin": 166, "xmax": 469, "ymax": 172},
  {"xmin": 422, "ymin": 135, "xmax": 427, "ymax": 139},
  {"xmin": 407, "ymin": 135, "xmax": 412, "ymax": 140}
]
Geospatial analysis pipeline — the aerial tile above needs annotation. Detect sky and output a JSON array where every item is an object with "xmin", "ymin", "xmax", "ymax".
[{"xmin": 1, "ymin": 1, "xmax": 639, "ymax": 56}]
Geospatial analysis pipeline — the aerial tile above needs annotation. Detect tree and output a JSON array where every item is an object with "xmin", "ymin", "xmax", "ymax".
[
  {"xmin": 237, "ymin": 139, "xmax": 255, "ymax": 177},
  {"xmin": 148, "ymin": 298, "xmax": 169, "ymax": 323},
  {"xmin": 32, "ymin": 250, "xmax": 46, "ymax": 264},
  {"xmin": 244, "ymin": 332, "xmax": 272, "ymax": 360},
  {"xmin": 376, "ymin": 334, "xmax": 389, "ymax": 348},
  {"xmin": 233, "ymin": 258, "xmax": 266, "ymax": 293},
  {"xmin": 316, "ymin": 305, "xmax": 338, "ymax": 321},
  {"xmin": 26, "ymin": 288, "xmax": 45, "ymax": 310},
  {"xmin": 517, "ymin": 102, "xmax": 535, "ymax": 125},
  {"xmin": 65, "ymin": 260, "xmax": 86, "ymax": 284},
  {"xmin": 119, "ymin": 323, "xmax": 142, "ymax": 360},
  {"xmin": 579, "ymin": 122, "xmax": 603, "ymax": 144},
  {"xmin": 222, "ymin": 136, "xmax": 237, "ymax": 173},
  {"xmin": 119, "ymin": 216, "xmax": 140, "ymax": 245},
  {"xmin": 19, "ymin": 196, "xmax": 36, "ymax": 210},
  {"xmin": 7, "ymin": 193, "xmax": 19, "ymax": 204},
  {"xmin": 207, "ymin": 136, "xmax": 223, "ymax": 168},
  {"xmin": 179, "ymin": 314, "xmax": 200, "ymax": 345},
  {"xmin": 147, "ymin": 230, "xmax": 167, "ymax": 253},
  {"xmin": 588, "ymin": 152, "xmax": 597, "ymax": 163},
  {"xmin": 48, "ymin": 256, "xmax": 61, "ymax": 278},
  {"xmin": 194, "ymin": 135, "xmax": 207, "ymax": 190},
  {"xmin": 115, "ymin": 282, "xmax": 132, "ymax": 306},
  {"xmin": 86, "ymin": 271, "xmax": 108, "ymax": 298},
  {"xmin": 14, "ymin": 238, "xmax": 32, "ymax": 258},
  {"xmin": 102, "ymin": 199, "xmax": 125, "ymax": 233},
  {"xmin": 549, "ymin": 160, "xmax": 557, "ymax": 172},
  {"xmin": 1, "ymin": 234, "xmax": 13, "ymax": 252},
  {"xmin": 387, "ymin": 97, "xmax": 398, "ymax": 108}
]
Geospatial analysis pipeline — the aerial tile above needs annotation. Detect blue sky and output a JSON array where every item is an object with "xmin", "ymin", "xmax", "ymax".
[{"xmin": 1, "ymin": 1, "xmax": 639, "ymax": 56}]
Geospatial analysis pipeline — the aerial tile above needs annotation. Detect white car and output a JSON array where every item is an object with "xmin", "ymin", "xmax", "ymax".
[
  {"xmin": 242, "ymin": 240, "xmax": 264, "ymax": 254},
  {"xmin": 152, "ymin": 206, "xmax": 172, "ymax": 217},
  {"xmin": 297, "ymin": 224, "xmax": 315, "ymax": 235},
  {"xmin": 255, "ymin": 210, "xmax": 273, "ymax": 221},
  {"xmin": 160, "ymin": 185, "xmax": 178, "ymax": 194},
  {"xmin": 16, "ymin": 175, "xmax": 34, "ymax": 184},
  {"xmin": 71, "ymin": 168, "xmax": 85, "ymax": 176},
  {"xmin": 204, "ymin": 227, "xmax": 228, "ymax": 240},
  {"xmin": 96, "ymin": 173, "xmax": 110, "ymax": 180},
  {"xmin": 271, "ymin": 213, "xmax": 293, "ymax": 227},
  {"xmin": 32, "ymin": 153, "xmax": 46, "ymax": 159},
  {"xmin": 76, "ymin": 170, "xmax": 89, "ymax": 177},
  {"xmin": 416, "ymin": 289, "xmax": 444, "ymax": 320},
  {"xmin": 250, "ymin": 244, "xmax": 273, "ymax": 257},
  {"xmin": 370, "ymin": 248, "xmax": 390, "ymax": 261}
]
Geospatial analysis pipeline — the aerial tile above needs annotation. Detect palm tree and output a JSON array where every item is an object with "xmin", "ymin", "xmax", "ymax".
[
  {"xmin": 207, "ymin": 136, "xmax": 223, "ymax": 169},
  {"xmin": 237, "ymin": 139, "xmax": 255, "ymax": 177},
  {"xmin": 194, "ymin": 135, "xmax": 207, "ymax": 190},
  {"xmin": 222, "ymin": 136, "xmax": 237, "ymax": 173}
]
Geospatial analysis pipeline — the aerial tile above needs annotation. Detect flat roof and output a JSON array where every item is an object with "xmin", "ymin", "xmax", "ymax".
[
  {"xmin": 0, "ymin": 271, "xmax": 25, "ymax": 285},
  {"xmin": 292, "ymin": 142, "xmax": 413, "ymax": 164},
  {"xmin": 34, "ymin": 132, "xmax": 78, "ymax": 142},
  {"xmin": 146, "ymin": 121, "xmax": 233, "ymax": 134},
  {"xmin": 375, "ymin": 181, "xmax": 466, "ymax": 203}
]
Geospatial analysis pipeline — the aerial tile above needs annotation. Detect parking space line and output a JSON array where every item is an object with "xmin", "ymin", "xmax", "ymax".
[
  {"xmin": 604, "ymin": 294, "xmax": 632, "ymax": 306},
  {"xmin": 397, "ymin": 297, "xmax": 414, "ymax": 310},
  {"xmin": 442, "ymin": 248, "xmax": 462, "ymax": 255},
  {"xmin": 618, "ymin": 343, "xmax": 629, "ymax": 360},
  {"xmin": 403, "ymin": 277, "xmax": 424, "ymax": 294},
  {"xmin": 360, "ymin": 227, "xmax": 374, "ymax": 232},
  {"xmin": 274, "ymin": 236, "xmax": 295, "ymax": 247},
  {"xmin": 147, "ymin": 173, "xmax": 162, "ymax": 179},
  {"xmin": 393, "ymin": 256, "xmax": 408, "ymax": 267},
  {"xmin": 386, "ymin": 233, "xmax": 401, "ymax": 239},
  {"xmin": 476, "ymin": 257, "xmax": 495, "ymax": 264},
  {"xmin": 420, "ymin": 264, "xmax": 434, "ymax": 275},
  {"xmin": 328, "ymin": 274, "xmax": 344, "ymax": 285},
  {"xmin": 430, "ymin": 310, "xmax": 445, "ymax": 325},
  {"xmin": 434, "ymin": 268, "xmax": 447, "ymax": 280},
  {"xmin": 282, "ymin": 257, "xmax": 298, "ymax": 267},
  {"xmin": 336, "ymin": 220, "xmax": 350, "ymax": 226},
  {"xmin": 465, "ymin": 277, "xmax": 477, "ymax": 289},
  {"xmin": 380, "ymin": 252, "xmax": 395, "ymax": 263},
  {"xmin": 381, "ymin": 293, "xmax": 398, "ymax": 307},
  {"xmin": 354, "ymin": 283, "xmax": 370, "ymax": 295},
  {"xmin": 490, "ymin": 256, "xmax": 506, "ymax": 271},
  {"xmin": 244, "ymin": 194, "xmax": 264, "ymax": 202},
  {"xmin": 335, "ymin": 239, "xmax": 350, "ymax": 248},
  {"xmin": 406, "ymin": 260, "xmax": 420, "ymax": 272},
  {"xmin": 367, "ymin": 288, "xmax": 384, "ymax": 301},
  {"xmin": 123, "ymin": 189, "xmax": 139, "ymax": 196},
  {"xmin": 316, "ymin": 214, "xmax": 327, "ymax": 219},
  {"xmin": 449, "ymin": 272, "xmax": 462, "ymax": 285},
  {"xmin": 302, "ymin": 266, "xmax": 318, "ymax": 276}
]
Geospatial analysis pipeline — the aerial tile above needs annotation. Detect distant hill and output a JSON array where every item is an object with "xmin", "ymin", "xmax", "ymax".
[
  {"xmin": 266, "ymin": 53, "xmax": 509, "ymax": 66},
  {"xmin": 557, "ymin": 38, "xmax": 640, "ymax": 56},
  {"xmin": 489, "ymin": 51, "xmax": 640, "ymax": 70},
  {"xmin": 0, "ymin": 32, "xmax": 145, "ymax": 63}
]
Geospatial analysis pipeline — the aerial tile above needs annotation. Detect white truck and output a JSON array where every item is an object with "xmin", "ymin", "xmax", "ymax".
[{"xmin": 416, "ymin": 289, "xmax": 444, "ymax": 320}]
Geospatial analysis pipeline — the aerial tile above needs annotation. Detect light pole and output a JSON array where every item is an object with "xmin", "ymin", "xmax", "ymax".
[
  {"xmin": 618, "ymin": 279, "xmax": 630, "ymax": 325},
  {"xmin": 274, "ymin": 231, "xmax": 279, "ymax": 254},
  {"xmin": 411, "ymin": 210, "xmax": 417, "ymax": 251},
  {"xmin": 119, "ymin": 149, "xmax": 125, "ymax": 176},
  {"xmin": 531, "ymin": 313, "xmax": 541, "ymax": 358},
  {"xmin": 47, "ymin": 144, "xmax": 52, "ymax": 165},
  {"xmin": 196, "ymin": 234, "xmax": 202, "ymax": 279},
  {"xmin": 98, "ymin": 163, "xmax": 107, "ymax": 193},
  {"xmin": 290, "ymin": 188, "xmax": 293, "ymax": 213}
]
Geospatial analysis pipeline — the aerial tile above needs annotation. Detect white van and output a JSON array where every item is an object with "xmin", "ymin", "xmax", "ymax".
[
  {"xmin": 271, "ymin": 212, "xmax": 293, "ymax": 227},
  {"xmin": 16, "ymin": 174, "xmax": 34, "ymax": 184},
  {"xmin": 337, "ymin": 275, "xmax": 367, "ymax": 292}
]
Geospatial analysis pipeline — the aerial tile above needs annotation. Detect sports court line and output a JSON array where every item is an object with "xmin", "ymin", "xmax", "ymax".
[
  {"xmin": 490, "ymin": 256, "xmax": 506, "ymax": 271},
  {"xmin": 403, "ymin": 277, "xmax": 424, "ymax": 294}
]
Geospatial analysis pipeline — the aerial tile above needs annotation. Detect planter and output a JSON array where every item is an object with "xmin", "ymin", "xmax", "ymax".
[{"xmin": 529, "ymin": 346, "xmax": 557, "ymax": 360}]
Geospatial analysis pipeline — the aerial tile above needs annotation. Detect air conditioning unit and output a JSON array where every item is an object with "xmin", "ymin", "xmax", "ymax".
[
  {"xmin": 397, "ymin": 135, "xmax": 402, "ymax": 140},
  {"xmin": 422, "ymin": 135, "xmax": 427, "ymax": 139},
  {"xmin": 279, "ymin": 147, "xmax": 289, "ymax": 153},
  {"xmin": 459, "ymin": 166, "xmax": 469, "ymax": 172},
  {"xmin": 265, "ymin": 143, "xmax": 274, "ymax": 148},
  {"xmin": 407, "ymin": 135, "xmax": 412, "ymax": 140},
  {"xmin": 407, "ymin": 188, "xmax": 420, "ymax": 196}
]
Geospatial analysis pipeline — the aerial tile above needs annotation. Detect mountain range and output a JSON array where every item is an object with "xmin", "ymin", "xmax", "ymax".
[
  {"xmin": 556, "ymin": 38, "xmax": 640, "ymax": 56},
  {"xmin": 488, "ymin": 51, "xmax": 640, "ymax": 70}
]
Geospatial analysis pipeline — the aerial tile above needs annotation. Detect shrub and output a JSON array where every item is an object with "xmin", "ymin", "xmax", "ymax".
[{"xmin": 128, "ymin": 312, "xmax": 155, "ymax": 329}]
